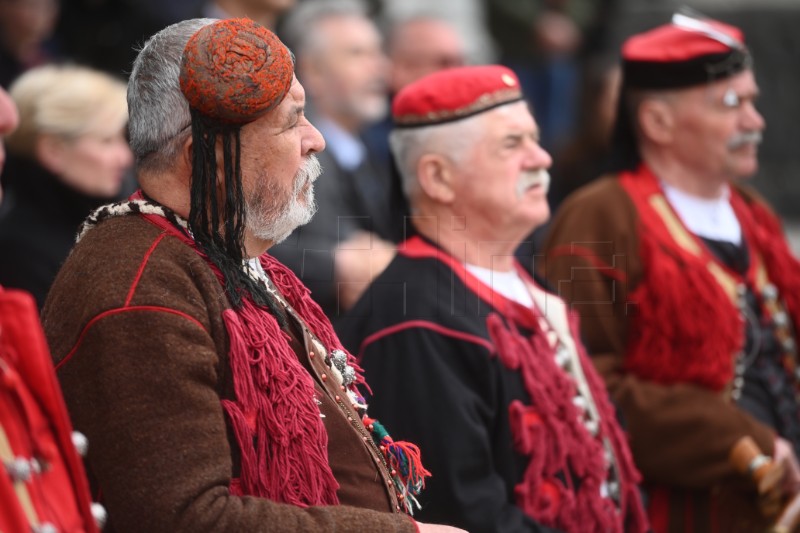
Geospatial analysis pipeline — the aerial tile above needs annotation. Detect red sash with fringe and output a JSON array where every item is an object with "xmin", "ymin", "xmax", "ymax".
[
  {"xmin": 140, "ymin": 210, "xmax": 365, "ymax": 507},
  {"xmin": 619, "ymin": 165, "xmax": 800, "ymax": 391},
  {"xmin": 400, "ymin": 237, "xmax": 647, "ymax": 533}
]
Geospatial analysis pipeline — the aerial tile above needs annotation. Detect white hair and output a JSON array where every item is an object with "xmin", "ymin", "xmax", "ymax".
[{"xmin": 389, "ymin": 111, "xmax": 489, "ymax": 200}]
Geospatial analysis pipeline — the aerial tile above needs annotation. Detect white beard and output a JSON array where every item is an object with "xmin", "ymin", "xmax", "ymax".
[{"xmin": 246, "ymin": 154, "xmax": 322, "ymax": 244}]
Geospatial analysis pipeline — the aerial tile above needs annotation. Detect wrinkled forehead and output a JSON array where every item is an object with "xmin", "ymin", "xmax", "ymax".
[{"xmin": 487, "ymin": 100, "xmax": 537, "ymax": 129}]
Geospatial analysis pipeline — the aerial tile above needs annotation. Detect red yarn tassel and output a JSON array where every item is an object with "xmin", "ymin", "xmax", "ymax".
[
  {"xmin": 487, "ymin": 309, "xmax": 647, "ymax": 532},
  {"xmin": 136, "ymin": 207, "xmax": 343, "ymax": 506},
  {"xmin": 262, "ymin": 255, "xmax": 372, "ymax": 393}
]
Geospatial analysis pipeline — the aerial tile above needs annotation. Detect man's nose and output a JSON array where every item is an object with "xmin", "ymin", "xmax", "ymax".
[
  {"xmin": 305, "ymin": 122, "xmax": 326, "ymax": 155},
  {"xmin": 741, "ymin": 101, "xmax": 765, "ymax": 133},
  {"xmin": 526, "ymin": 140, "xmax": 552, "ymax": 170}
]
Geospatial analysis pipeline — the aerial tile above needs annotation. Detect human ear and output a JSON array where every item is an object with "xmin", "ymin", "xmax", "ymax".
[
  {"xmin": 638, "ymin": 98, "xmax": 675, "ymax": 145},
  {"xmin": 417, "ymin": 153, "xmax": 456, "ymax": 204}
]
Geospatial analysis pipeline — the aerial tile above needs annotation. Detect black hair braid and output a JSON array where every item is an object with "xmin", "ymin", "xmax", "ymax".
[{"xmin": 187, "ymin": 109, "xmax": 286, "ymax": 325}]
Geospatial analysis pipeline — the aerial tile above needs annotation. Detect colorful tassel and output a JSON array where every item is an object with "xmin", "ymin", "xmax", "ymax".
[{"xmin": 363, "ymin": 416, "xmax": 431, "ymax": 514}]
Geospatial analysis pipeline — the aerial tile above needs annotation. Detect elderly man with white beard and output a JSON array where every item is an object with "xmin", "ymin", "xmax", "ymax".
[
  {"xmin": 337, "ymin": 65, "xmax": 648, "ymax": 533},
  {"xmin": 40, "ymin": 17, "xmax": 466, "ymax": 533}
]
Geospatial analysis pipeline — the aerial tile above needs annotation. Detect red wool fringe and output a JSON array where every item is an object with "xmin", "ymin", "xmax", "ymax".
[
  {"xmin": 623, "ymin": 232, "xmax": 742, "ymax": 391},
  {"xmin": 488, "ymin": 311, "xmax": 647, "ymax": 533},
  {"xmin": 619, "ymin": 168, "xmax": 800, "ymax": 392},
  {"xmin": 398, "ymin": 233, "xmax": 646, "ymax": 531},
  {"xmin": 140, "ymin": 212, "xmax": 369, "ymax": 506},
  {"xmin": 263, "ymin": 258, "xmax": 370, "ymax": 393},
  {"xmin": 735, "ymin": 197, "xmax": 800, "ymax": 345}
]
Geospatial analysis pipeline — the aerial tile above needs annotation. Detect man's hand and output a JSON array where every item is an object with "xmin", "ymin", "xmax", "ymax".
[
  {"xmin": 416, "ymin": 522, "xmax": 469, "ymax": 533},
  {"xmin": 334, "ymin": 231, "xmax": 396, "ymax": 311},
  {"xmin": 729, "ymin": 435, "xmax": 788, "ymax": 517},
  {"xmin": 774, "ymin": 437, "xmax": 800, "ymax": 495}
]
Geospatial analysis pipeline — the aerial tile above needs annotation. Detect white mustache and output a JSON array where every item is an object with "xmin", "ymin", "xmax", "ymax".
[
  {"xmin": 516, "ymin": 169, "xmax": 551, "ymax": 198},
  {"xmin": 294, "ymin": 154, "xmax": 322, "ymax": 194},
  {"xmin": 728, "ymin": 131, "xmax": 762, "ymax": 150}
]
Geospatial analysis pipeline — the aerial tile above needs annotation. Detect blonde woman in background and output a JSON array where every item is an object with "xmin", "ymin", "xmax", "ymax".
[{"xmin": 0, "ymin": 64, "xmax": 132, "ymax": 308}]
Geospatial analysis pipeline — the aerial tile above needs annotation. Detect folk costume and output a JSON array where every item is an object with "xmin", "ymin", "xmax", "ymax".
[
  {"xmin": 542, "ymin": 15, "xmax": 800, "ymax": 532},
  {"xmin": 42, "ymin": 19, "xmax": 425, "ymax": 533},
  {"xmin": 337, "ymin": 66, "xmax": 647, "ymax": 533},
  {"xmin": 0, "ymin": 285, "xmax": 103, "ymax": 533}
]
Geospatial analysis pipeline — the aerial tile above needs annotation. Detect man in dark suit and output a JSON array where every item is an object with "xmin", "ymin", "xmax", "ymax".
[{"xmin": 272, "ymin": 0, "xmax": 400, "ymax": 317}]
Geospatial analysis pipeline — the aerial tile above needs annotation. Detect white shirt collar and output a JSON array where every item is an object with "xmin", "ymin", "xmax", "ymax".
[
  {"xmin": 465, "ymin": 264, "xmax": 534, "ymax": 308},
  {"xmin": 661, "ymin": 181, "xmax": 742, "ymax": 245}
]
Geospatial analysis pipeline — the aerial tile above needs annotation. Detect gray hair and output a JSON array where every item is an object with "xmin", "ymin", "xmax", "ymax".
[
  {"xmin": 281, "ymin": 0, "xmax": 368, "ymax": 59},
  {"xmin": 127, "ymin": 18, "xmax": 216, "ymax": 172},
  {"xmin": 389, "ymin": 112, "xmax": 486, "ymax": 201}
]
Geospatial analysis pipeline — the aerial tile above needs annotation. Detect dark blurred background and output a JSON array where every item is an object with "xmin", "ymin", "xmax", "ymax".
[{"xmin": 3, "ymin": 0, "xmax": 798, "ymax": 241}]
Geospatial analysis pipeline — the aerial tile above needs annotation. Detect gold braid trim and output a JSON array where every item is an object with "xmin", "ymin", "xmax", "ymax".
[{"xmin": 394, "ymin": 88, "xmax": 523, "ymax": 127}]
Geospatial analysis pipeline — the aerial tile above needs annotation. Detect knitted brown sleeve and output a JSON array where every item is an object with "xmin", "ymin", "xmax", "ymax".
[
  {"xmin": 42, "ymin": 217, "xmax": 416, "ymax": 533},
  {"xmin": 540, "ymin": 176, "xmax": 775, "ymax": 488}
]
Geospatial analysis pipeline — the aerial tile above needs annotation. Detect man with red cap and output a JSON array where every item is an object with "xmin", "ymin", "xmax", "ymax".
[
  {"xmin": 542, "ymin": 12, "xmax": 800, "ymax": 531},
  {"xmin": 40, "ymin": 17, "xmax": 463, "ymax": 533},
  {"xmin": 338, "ymin": 65, "xmax": 647, "ymax": 533},
  {"xmin": 0, "ymin": 88, "xmax": 103, "ymax": 532}
]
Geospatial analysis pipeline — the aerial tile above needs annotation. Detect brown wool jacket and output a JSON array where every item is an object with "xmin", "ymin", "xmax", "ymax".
[
  {"xmin": 42, "ymin": 215, "xmax": 418, "ymax": 533},
  {"xmin": 541, "ymin": 175, "xmax": 780, "ymax": 531}
]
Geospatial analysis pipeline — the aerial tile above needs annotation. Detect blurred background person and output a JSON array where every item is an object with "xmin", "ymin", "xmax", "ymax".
[
  {"xmin": 386, "ymin": 15, "xmax": 466, "ymax": 96},
  {"xmin": 273, "ymin": 0, "xmax": 397, "ymax": 317},
  {"xmin": 0, "ymin": 0, "xmax": 61, "ymax": 88},
  {"xmin": 514, "ymin": 54, "xmax": 621, "ymax": 270},
  {"xmin": 376, "ymin": 0, "xmax": 494, "ymax": 65},
  {"xmin": 363, "ymin": 14, "xmax": 466, "ymax": 168},
  {"xmin": 547, "ymin": 54, "xmax": 621, "ymax": 209},
  {"xmin": 361, "ymin": 14, "xmax": 467, "ymax": 248},
  {"xmin": 0, "ymin": 85, "xmax": 15, "ymax": 173},
  {"xmin": 201, "ymin": 0, "xmax": 295, "ymax": 29},
  {"xmin": 485, "ymin": 0, "xmax": 613, "ymax": 152},
  {"xmin": 0, "ymin": 64, "xmax": 132, "ymax": 309}
]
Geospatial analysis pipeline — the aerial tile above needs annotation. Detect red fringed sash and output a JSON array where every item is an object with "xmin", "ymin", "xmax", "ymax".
[
  {"xmin": 619, "ymin": 166, "xmax": 800, "ymax": 391},
  {"xmin": 400, "ymin": 237, "xmax": 647, "ymax": 532},
  {"xmin": 141, "ymin": 211, "xmax": 367, "ymax": 507}
]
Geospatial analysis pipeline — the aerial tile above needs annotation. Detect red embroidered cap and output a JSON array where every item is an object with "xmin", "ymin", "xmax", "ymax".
[
  {"xmin": 392, "ymin": 65, "xmax": 523, "ymax": 128},
  {"xmin": 179, "ymin": 18, "xmax": 294, "ymax": 124},
  {"xmin": 621, "ymin": 13, "xmax": 749, "ymax": 90}
]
